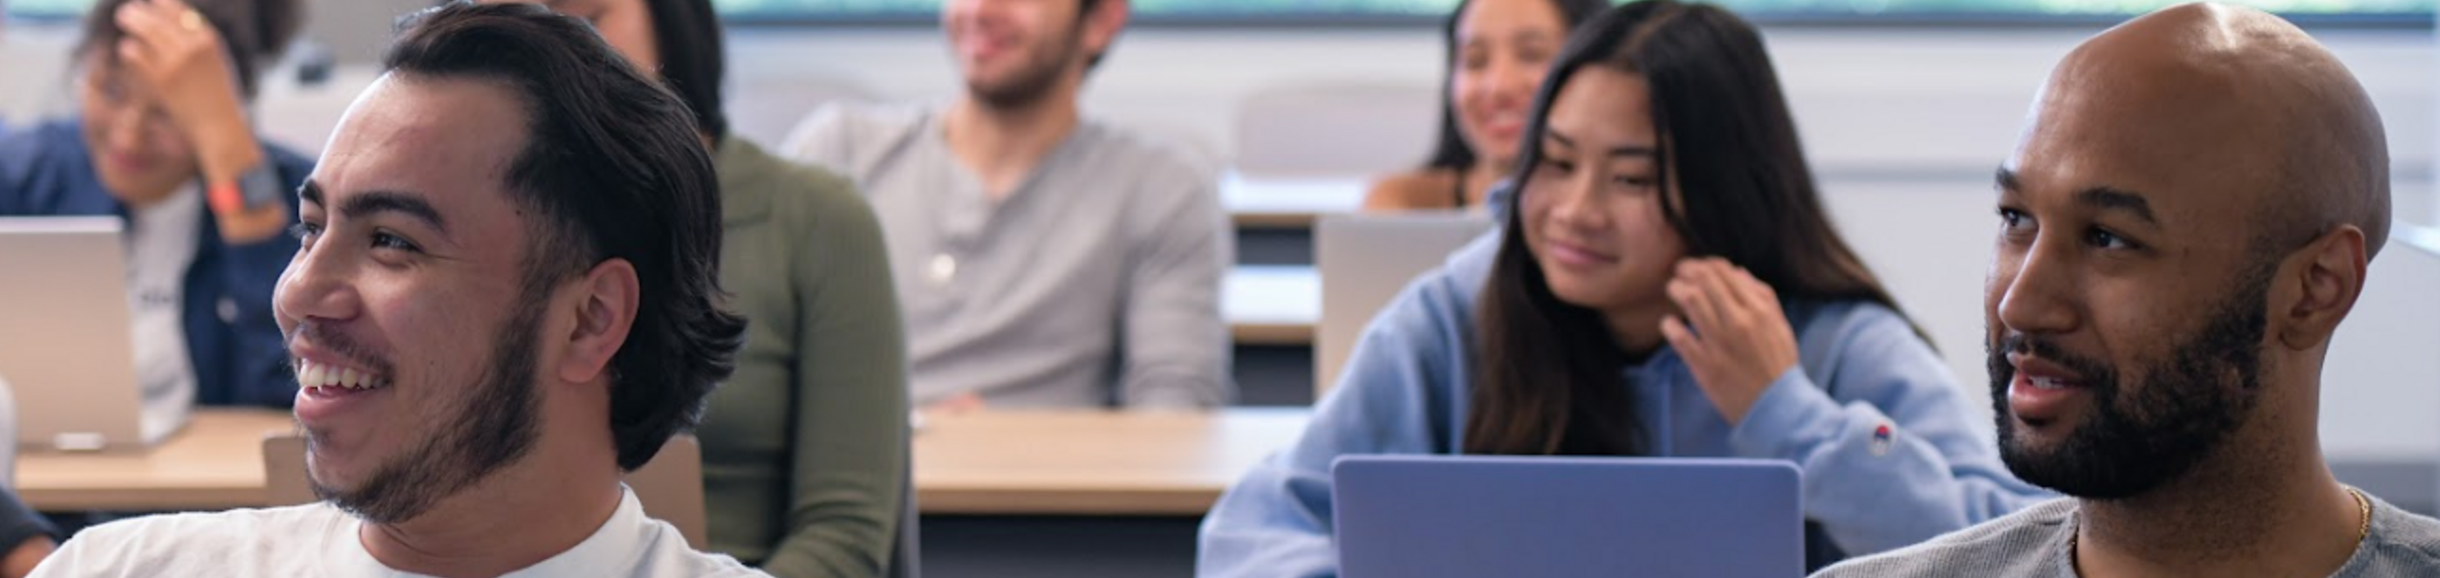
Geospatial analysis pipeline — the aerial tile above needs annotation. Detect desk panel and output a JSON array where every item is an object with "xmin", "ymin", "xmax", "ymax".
[
  {"xmin": 913, "ymin": 408, "xmax": 1308, "ymax": 516},
  {"xmin": 22, "ymin": 408, "xmax": 1311, "ymax": 517},
  {"xmin": 20, "ymin": 409, "xmax": 292, "ymax": 511},
  {"xmin": 1224, "ymin": 175, "xmax": 1366, "ymax": 230},
  {"xmin": 1225, "ymin": 265, "xmax": 1318, "ymax": 346}
]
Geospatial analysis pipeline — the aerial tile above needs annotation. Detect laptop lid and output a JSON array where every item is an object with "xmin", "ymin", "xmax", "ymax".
[
  {"xmin": 1315, "ymin": 213, "xmax": 1493, "ymax": 395},
  {"xmin": 1332, "ymin": 455, "xmax": 1804, "ymax": 578},
  {"xmin": 0, "ymin": 217, "xmax": 152, "ymax": 451}
]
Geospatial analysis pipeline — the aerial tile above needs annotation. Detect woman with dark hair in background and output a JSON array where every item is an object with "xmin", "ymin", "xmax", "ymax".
[
  {"xmin": 0, "ymin": 1, "xmax": 307, "ymax": 569},
  {"xmin": 0, "ymin": 0, "xmax": 309, "ymax": 417},
  {"xmin": 1363, "ymin": 0, "xmax": 1604, "ymax": 212},
  {"xmin": 497, "ymin": 1, "xmax": 910, "ymax": 576},
  {"xmin": 1199, "ymin": 2, "xmax": 2050, "ymax": 575}
]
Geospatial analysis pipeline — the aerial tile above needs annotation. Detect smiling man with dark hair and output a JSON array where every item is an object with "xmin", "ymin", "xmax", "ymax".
[{"xmin": 26, "ymin": 3, "xmax": 761, "ymax": 577}]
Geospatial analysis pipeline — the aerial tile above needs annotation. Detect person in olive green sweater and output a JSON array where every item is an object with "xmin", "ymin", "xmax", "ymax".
[{"xmin": 483, "ymin": 0, "xmax": 911, "ymax": 576}]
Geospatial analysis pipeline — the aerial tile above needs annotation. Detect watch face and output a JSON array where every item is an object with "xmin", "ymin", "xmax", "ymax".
[{"xmin": 240, "ymin": 163, "xmax": 286, "ymax": 209}]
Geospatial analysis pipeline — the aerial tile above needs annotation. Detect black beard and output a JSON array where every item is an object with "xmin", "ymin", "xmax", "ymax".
[
  {"xmin": 1989, "ymin": 262, "xmax": 2272, "ymax": 500},
  {"xmin": 310, "ymin": 287, "xmax": 545, "ymax": 525},
  {"xmin": 967, "ymin": 34, "xmax": 1083, "ymax": 110}
]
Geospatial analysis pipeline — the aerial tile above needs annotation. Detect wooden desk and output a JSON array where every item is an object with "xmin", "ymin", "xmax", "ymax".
[
  {"xmin": 21, "ymin": 408, "xmax": 1312, "ymax": 517},
  {"xmin": 1224, "ymin": 174, "xmax": 1366, "ymax": 229},
  {"xmin": 19, "ymin": 409, "xmax": 293, "ymax": 511},
  {"xmin": 914, "ymin": 408, "xmax": 1309, "ymax": 516},
  {"xmin": 1225, "ymin": 265, "xmax": 1319, "ymax": 346}
]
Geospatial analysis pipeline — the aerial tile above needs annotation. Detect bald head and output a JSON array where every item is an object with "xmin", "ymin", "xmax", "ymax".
[
  {"xmin": 2026, "ymin": 2, "xmax": 2388, "ymax": 260},
  {"xmin": 1985, "ymin": 4, "xmax": 2393, "ymax": 503}
]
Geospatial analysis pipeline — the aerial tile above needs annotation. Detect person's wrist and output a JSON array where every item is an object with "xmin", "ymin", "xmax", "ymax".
[
  {"xmin": 192, "ymin": 118, "xmax": 264, "ymax": 185},
  {"xmin": 208, "ymin": 180, "xmax": 243, "ymax": 214},
  {"xmin": 200, "ymin": 139, "xmax": 291, "ymax": 244}
]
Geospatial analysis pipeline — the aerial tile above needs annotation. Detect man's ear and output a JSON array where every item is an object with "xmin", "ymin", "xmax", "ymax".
[
  {"xmin": 556, "ymin": 258, "xmax": 639, "ymax": 385},
  {"xmin": 1080, "ymin": 0, "xmax": 1130, "ymax": 66},
  {"xmin": 2275, "ymin": 226, "xmax": 2367, "ymax": 351}
]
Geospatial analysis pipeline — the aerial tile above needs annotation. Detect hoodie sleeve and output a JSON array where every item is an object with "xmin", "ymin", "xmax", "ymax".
[
  {"xmin": 1195, "ymin": 271, "xmax": 1473, "ymax": 578},
  {"xmin": 1729, "ymin": 304, "xmax": 2055, "ymax": 556}
]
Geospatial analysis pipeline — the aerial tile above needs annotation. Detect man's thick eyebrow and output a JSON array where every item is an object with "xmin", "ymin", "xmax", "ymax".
[
  {"xmin": 341, "ymin": 190, "xmax": 452, "ymax": 236},
  {"xmin": 2077, "ymin": 186, "xmax": 2159, "ymax": 226},
  {"xmin": 1993, "ymin": 169, "xmax": 2158, "ymax": 225}
]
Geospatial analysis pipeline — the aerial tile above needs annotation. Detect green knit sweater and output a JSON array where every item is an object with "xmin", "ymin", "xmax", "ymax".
[{"xmin": 697, "ymin": 136, "xmax": 909, "ymax": 578}]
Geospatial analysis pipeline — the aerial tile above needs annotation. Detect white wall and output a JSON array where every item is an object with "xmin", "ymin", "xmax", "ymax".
[
  {"xmin": 716, "ymin": 26, "xmax": 2434, "ymax": 207},
  {"xmin": 4, "ymin": 20, "xmax": 2434, "ymax": 462},
  {"xmin": 7, "ymin": 23, "xmax": 2429, "ymax": 197}
]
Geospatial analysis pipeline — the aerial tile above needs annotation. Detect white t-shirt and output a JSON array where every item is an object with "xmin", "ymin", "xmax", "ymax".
[
  {"xmin": 124, "ymin": 186, "xmax": 201, "ymax": 441},
  {"xmin": 30, "ymin": 487, "xmax": 766, "ymax": 578}
]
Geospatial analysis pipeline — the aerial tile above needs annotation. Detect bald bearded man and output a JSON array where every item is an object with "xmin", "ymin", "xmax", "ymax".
[{"xmin": 1814, "ymin": 3, "xmax": 2440, "ymax": 577}]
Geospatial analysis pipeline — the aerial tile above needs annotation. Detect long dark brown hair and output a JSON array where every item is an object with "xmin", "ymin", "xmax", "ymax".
[
  {"xmin": 641, "ymin": 0, "xmax": 730, "ymax": 142},
  {"xmin": 1465, "ymin": 0, "xmax": 1910, "ymax": 456}
]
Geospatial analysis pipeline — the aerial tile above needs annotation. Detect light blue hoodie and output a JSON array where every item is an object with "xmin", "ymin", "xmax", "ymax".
[{"xmin": 1196, "ymin": 232, "xmax": 2053, "ymax": 577}]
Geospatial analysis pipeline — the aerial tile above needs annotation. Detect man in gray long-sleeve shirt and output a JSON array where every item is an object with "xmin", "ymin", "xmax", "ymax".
[
  {"xmin": 1819, "ymin": 4, "xmax": 2440, "ymax": 577},
  {"xmin": 782, "ymin": 0, "xmax": 1231, "ymax": 410}
]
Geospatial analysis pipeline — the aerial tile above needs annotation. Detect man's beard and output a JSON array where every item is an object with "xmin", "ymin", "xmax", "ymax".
[
  {"xmin": 1989, "ymin": 262, "xmax": 2273, "ymax": 500},
  {"xmin": 966, "ymin": 34, "xmax": 1082, "ymax": 110},
  {"xmin": 310, "ymin": 289, "xmax": 546, "ymax": 525}
]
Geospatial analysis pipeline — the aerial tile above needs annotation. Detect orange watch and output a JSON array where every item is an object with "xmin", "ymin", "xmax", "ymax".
[
  {"xmin": 207, "ymin": 162, "xmax": 283, "ymax": 215},
  {"xmin": 207, "ymin": 180, "xmax": 244, "ymax": 214}
]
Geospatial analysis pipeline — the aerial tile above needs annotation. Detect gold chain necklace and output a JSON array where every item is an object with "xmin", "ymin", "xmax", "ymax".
[
  {"xmin": 2349, "ymin": 487, "xmax": 2374, "ymax": 543},
  {"xmin": 2067, "ymin": 488, "xmax": 2373, "ymax": 559}
]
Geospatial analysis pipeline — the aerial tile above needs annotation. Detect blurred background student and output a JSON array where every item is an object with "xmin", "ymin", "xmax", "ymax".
[
  {"xmin": 0, "ymin": 0, "xmax": 309, "ymax": 433},
  {"xmin": 1363, "ymin": 0, "xmax": 1604, "ymax": 212},
  {"xmin": 491, "ymin": 0, "xmax": 911, "ymax": 575},
  {"xmin": 1199, "ymin": 2, "xmax": 2052, "ymax": 575},
  {"xmin": 784, "ymin": 0, "xmax": 1233, "ymax": 412}
]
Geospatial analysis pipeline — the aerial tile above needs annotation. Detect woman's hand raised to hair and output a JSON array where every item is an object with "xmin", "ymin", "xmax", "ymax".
[
  {"xmin": 115, "ymin": 0, "xmax": 287, "ymax": 243},
  {"xmin": 1660, "ymin": 258, "xmax": 1800, "ymax": 426},
  {"xmin": 114, "ymin": 0, "xmax": 252, "ymax": 164}
]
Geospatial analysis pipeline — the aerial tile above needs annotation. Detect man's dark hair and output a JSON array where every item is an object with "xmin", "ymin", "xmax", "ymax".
[
  {"xmin": 385, "ymin": 0, "xmax": 746, "ymax": 471},
  {"xmin": 642, "ymin": 0, "xmax": 729, "ymax": 141},
  {"xmin": 76, "ymin": 0, "xmax": 306, "ymax": 99}
]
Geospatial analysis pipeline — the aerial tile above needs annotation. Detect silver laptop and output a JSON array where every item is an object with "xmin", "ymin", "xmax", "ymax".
[
  {"xmin": 1334, "ymin": 455, "xmax": 1805, "ymax": 578},
  {"xmin": 0, "ymin": 217, "xmax": 162, "ymax": 451},
  {"xmin": 1315, "ymin": 212, "xmax": 1495, "ymax": 394}
]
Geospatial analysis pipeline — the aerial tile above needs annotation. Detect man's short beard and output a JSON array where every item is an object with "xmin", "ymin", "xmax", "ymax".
[
  {"xmin": 1989, "ymin": 258, "xmax": 2274, "ymax": 500},
  {"xmin": 311, "ymin": 286, "xmax": 547, "ymax": 525},
  {"xmin": 967, "ymin": 33, "xmax": 1083, "ymax": 109}
]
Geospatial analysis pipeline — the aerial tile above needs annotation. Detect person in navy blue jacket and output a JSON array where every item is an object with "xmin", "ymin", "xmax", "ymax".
[
  {"xmin": 1198, "ymin": 2, "xmax": 2053, "ymax": 576},
  {"xmin": 0, "ymin": 0, "xmax": 308, "ymax": 419}
]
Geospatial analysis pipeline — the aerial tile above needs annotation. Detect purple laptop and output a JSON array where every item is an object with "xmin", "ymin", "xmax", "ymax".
[{"xmin": 1333, "ymin": 455, "xmax": 1805, "ymax": 578}]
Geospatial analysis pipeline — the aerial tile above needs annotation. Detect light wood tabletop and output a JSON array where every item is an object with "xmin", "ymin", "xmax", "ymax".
[
  {"xmin": 1225, "ymin": 265, "xmax": 1318, "ymax": 346},
  {"xmin": 18, "ymin": 408, "xmax": 1311, "ymax": 517},
  {"xmin": 18, "ymin": 408, "xmax": 295, "ymax": 511},
  {"xmin": 913, "ymin": 408, "xmax": 1310, "ymax": 516}
]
